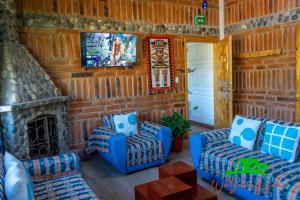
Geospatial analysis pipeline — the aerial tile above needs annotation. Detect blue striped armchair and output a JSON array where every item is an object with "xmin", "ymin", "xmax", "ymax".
[{"xmin": 87, "ymin": 114, "xmax": 172, "ymax": 174}]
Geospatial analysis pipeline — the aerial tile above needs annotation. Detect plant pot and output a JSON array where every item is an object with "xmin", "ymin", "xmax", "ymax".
[{"xmin": 171, "ymin": 136, "xmax": 184, "ymax": 152}]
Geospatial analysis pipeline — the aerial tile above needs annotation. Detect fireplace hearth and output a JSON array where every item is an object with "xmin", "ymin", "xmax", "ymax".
[{"xmin": 28, "ymin": 114, "xmax": 59, "ymax": 159}]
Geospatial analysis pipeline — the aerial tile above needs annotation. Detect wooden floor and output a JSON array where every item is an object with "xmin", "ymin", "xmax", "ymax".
[{"xmin": 81, "ymin": 125, "xmax": 237, "ymax": 200}]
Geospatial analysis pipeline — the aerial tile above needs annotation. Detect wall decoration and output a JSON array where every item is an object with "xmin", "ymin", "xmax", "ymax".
[
  {"xmin": 145, "ymin": 36, "xmax": 175, "ymax": 94},
  {"xmin": 194, "ymin": 15, "xmax": 206, "ymax": 25}
]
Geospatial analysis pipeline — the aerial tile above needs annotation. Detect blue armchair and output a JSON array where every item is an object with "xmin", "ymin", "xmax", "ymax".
[{"xmin": 87, "ymin": 116, "xmax": 172, "ymax": 174}]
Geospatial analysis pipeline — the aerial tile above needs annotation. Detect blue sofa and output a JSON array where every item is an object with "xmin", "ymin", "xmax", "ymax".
[
  {"xmin": 87, "ymin": 118, "xmax": 172, "ymax": 174},
  {"xmin": 190, "ymin": 117, "xmax": 300, "ymax": 200},
  {"xmin": 0, "ymin": 137, "xmax": 98, "ymax": 199}
]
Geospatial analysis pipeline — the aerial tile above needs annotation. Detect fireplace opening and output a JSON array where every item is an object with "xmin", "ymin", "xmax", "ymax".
[{"xmin": 27, "ymin": 114, "xmax": 59, "ymax": 159}]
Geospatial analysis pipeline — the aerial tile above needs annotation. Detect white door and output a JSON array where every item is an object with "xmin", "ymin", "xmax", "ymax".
[{"xmin": 187, "ymin": 43, "xmax": 214, "ymax": 126}]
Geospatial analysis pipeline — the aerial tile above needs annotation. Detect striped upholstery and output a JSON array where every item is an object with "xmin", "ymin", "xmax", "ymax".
[
  {"xmin": 33, "ymin": 174, "xmax": 98, "ymax": 200},
  {"xmin": 86, "ymin": 127, "xmax": 117, "ymax": 153},
  {"xmin": 127, "ymin": 133, "xmax": 163, "ymax": 167},
  {"xmin": 200, "ymin": 128, "xmax": 231, "ymax": 143},
  {"xmin": 200, "ymin": 141, "xmax": 300, "ymax": 200},
  {"xmin": 0, "ymin": 135, "xmax": 4, "ymax": 200},
  {"xmin": 139, "ymin": 121, "xmax": 167, "ymax": 138},
  {"xmin": 103, "ymin": 114, "xmax": 116, "ymax": 130},
  {"xmin": 0, "ymin": 155, "xmax": 4, "ymax": 200},
  {"xmin": 23, "ymin": 153, "xmax": 80, "ymax": 180}
]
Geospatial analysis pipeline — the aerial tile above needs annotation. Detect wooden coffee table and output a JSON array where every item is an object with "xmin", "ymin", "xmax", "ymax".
[
  {"xmin": 135, "ymin": 161, "xmax": 217, "ymax": 200},
  {"xmin": 135, "ymin": 176, "xmax": 192, "ymax": 200},
  {"xmin": 159, "ymin": 161, "xmax": 197, "ymax": 186}
]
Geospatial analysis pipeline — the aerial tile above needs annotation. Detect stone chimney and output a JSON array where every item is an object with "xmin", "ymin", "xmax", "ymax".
[{"xmin": 0, "ymin": 0, "xmax": 69, "ymax": 160}]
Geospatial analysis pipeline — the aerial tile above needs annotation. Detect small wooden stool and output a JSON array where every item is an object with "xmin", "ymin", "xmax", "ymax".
[
  {"xmin": 192, "ymin": 185, "xmax": 218, "ymax": 200},
  {"xmin": 159, "ymin": 161, "xmax": 197, "ymax": 186},
  {"xmin": 135, "ymin": 161, "xmax": 218, "ymax": 200},
  {"xmin": 135, "ymin": 176, "xmax": 192, "ymax": 200}
]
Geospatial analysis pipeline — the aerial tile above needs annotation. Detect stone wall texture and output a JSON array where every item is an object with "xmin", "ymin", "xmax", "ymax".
[
  {"xmin": 225, "ymin": 0, "xmax": 300, "ymax": 122},
  {"xmin": 0, "ymin": 101, "xmax": 69, "ymax": 160},
  {"xmin": 15, "ymin": 0, "xmax": 219, "ymax": 149}
]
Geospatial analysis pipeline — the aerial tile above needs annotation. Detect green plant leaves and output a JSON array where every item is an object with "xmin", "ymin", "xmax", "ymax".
[{"xmin": 160, "ymin": 112, "xmax": 192, "ymax": 138}]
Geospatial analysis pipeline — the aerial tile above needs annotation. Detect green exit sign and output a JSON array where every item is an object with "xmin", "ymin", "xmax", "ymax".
[{"xmin": 194, "ymin": 15, "xmax": 206, "ymax": 25}]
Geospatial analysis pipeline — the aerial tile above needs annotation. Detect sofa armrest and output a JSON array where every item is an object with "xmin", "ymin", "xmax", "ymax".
[
  {"xmin": 189, "ymin": 128, "xmax": 231, "ymax": 169},
  {"xmin": 86, "ymin": 127, "xmax": 118, "ymax": 154},
  {"xmin": 190, "ymin": 133, "xmax": 208, "ymax": 169},
  {"xmin": 139, "ymin": 121, "xmax": 169, "ymax": 138},
  {"xmin": 200, "ymin": 128, "xmax": 231, "ymax": 143},
  {"xmin": 23, "ymin": 152, "xmax": 80, "ymax": 180},
  {"xmin": 106, "ymin": 134, "xmax": 127, "ymax": 173},
  {"xmin": 139, "ymin": 121, "xmax": 172, "ymax": 159}
]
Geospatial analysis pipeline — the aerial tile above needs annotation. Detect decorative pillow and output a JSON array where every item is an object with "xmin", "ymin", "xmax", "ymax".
[
  {"xmin": 4, "ymin": 152, "xmax": 34, "ymax": 199},
  {"xmin": 261, "ymin": 122, "xmax": 300, "ymax": 162},
  {"xmin": 5, "ymin": 165, "xmax": 34, "ymax": 200},
  {"xmin": 113, "ymin": 112, "xmax": 138, "ymax": 136},
  {"xmin": 4, "ymin": 152, "xmax": 24, "ymax": 170},
  {"xmin": 228, "ymin": 115, "xmax": 262, "ymax": 150}
]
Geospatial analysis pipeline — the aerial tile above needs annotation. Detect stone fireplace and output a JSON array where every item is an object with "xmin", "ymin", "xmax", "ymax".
[
  {"xmin": 28, "ymin": 114, "xmax": 59, "ymax": 159},
  {"xmin": 0, "ymin": 0, "xmax": 69, "ymax": 160}
]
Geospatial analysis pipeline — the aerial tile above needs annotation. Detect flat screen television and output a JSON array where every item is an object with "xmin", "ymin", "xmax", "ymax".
[{"xmin": 80, "ymin": 32, "xmax": 137, "ymax": 67}]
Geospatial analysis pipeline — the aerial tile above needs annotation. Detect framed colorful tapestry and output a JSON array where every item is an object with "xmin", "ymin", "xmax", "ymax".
[{"xmin": 145, "ymin": 36, "xmax": 175, "ymax": 94}]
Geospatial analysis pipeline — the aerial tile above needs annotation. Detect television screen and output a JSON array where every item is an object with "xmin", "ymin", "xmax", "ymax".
[{"xmin": 80, "ymin": 32, "xmax": 137, "ymax": 67}]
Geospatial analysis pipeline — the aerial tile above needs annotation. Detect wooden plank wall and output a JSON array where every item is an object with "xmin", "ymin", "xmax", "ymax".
[
  {"xmin": 225, "ymin": 0, "xmax": 300, "ymax": 121},
  {"xmin": 16, "ymin": 0, "xmax": 219, "ymax": 149}
]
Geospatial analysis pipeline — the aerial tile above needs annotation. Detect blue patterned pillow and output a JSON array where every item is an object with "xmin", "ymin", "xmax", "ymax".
[
  {"xmin": 113, "ymin": 112, "xmax": 138, "ymax": 137},
  {"xmin": 228, "ymin": 115, "xmax": 262, "ymax": 150},
  {"xmin": 261, "ymin": 122, "xmax": 300, "ymax": 162}
]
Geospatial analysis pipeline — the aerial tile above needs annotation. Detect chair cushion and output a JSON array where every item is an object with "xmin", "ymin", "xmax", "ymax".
[
  {"xmin": 261, "ymin": 122, "xmax": 300, "ymax": 162},
  {"xmin": 5, "ymin": 165, "xmax": 34, "ymax": 200},
  {"xmin": 200, "ymin": 141, "xmax": 300, "ymax": 199},
  {"xmin": 33, "ymin": 174, "xmax": 98, "ymax": 200},
  {"xmin": 113, "ymin": 112, "xmax": 138, "ymax": 136},
  {"xmin": 127, "ymin": 134, "xmax": 163, "ymax": 166},
  {"xmin": 228, "ymin": 115, "xmax": 262, "ymax": 150}
]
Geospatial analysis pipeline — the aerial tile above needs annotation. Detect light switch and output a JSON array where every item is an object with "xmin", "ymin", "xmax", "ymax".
[{"xmin": 175, "ymin": 77, "xmax": 179, "ymax": 83}]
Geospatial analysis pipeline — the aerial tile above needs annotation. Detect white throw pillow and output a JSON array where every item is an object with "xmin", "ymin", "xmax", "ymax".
[
  {"xmin": 113, "ymin": 112, "xmax": 138, "ymax": 136},
  {"xmin": 5, "ymin": 165, "xmax": 34, "ymax": 200},
  {"xmin": 228, "ymin": 115, "xmax": 262, "ymax": 150},
  {"xmin": 4, "ymin": 152, "xmax": 34, "ymax": 200},
  {"xmin": 4, "ymin": 152, "xmax": 23, "ymax": 171}
]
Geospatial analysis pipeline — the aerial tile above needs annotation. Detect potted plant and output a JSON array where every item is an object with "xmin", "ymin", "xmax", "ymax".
[{"xmin": 160, "ymin": 112, "xmax": 192, "ymax": 152}]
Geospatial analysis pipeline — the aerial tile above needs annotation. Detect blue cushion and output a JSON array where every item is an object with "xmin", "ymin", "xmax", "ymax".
[
  {"xmin": 4, "ymin": 152, "xmax": 34, "ymax": 199},
  {"xmin": 5, "ymin": 165, "xmax": 34, "ymax": 200},
  {"xmin": 228, "ymin": 115, "xmax": 262, "ymax": 150},
  {"xmin": 113, "ymin": 112, "xmax": 138, "ymax": 136},
  {"xmin": 261, "ymin": 122, "xmax": 300, "ymax": 162}
]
